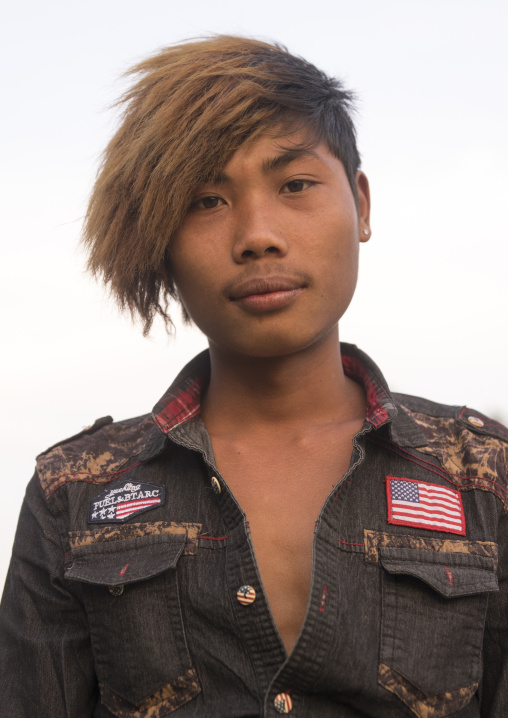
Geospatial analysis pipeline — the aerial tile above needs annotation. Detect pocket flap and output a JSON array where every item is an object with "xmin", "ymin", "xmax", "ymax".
[
  {"xmin": 65, "ymin": 533, "xmax": 187, "ymax": 586},
  {"xmin": 379, "ymin": 546, "xmax": 499, "ymax": 597}
]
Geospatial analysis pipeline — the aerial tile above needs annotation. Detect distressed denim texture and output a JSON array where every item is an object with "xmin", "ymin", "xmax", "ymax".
[{"xmin": 1, "ymin": 344, "xmax": 508, "ymax": 717}]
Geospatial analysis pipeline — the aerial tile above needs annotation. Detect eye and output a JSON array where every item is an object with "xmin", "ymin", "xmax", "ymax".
[
  {"xmin": 281, "ymin": 179, "xmax": 312, "ymax": 194},
  {"xmin": 190, "ymin": 195, "xmax": 226, "ymax": 210}
]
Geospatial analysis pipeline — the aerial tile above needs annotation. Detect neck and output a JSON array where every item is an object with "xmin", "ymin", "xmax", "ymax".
[{"xmin": 201, "ymin": 328, "xmax": 365, "ymax": 434}]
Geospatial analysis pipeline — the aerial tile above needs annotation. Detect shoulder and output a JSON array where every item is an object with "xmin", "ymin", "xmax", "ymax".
[
  {"xmin": 394, "ymin": 393, "xmax": 508, "ymax": 444},
  {"xmin": 393, "ymin": 392, "xmax": 508, "ymax": 507},
  {"xmin": 36, "ymin": 413, "xmax": 157, "ymax": 499}
]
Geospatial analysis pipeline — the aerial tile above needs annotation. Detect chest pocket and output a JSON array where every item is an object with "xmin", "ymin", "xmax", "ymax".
[
  {"xmin": 65, "ymin": 532, "xmax": 201, "ymax": 717},
  {"xmin": 378, "ymin": 546, "xmax": 498, "ymax": 718}
]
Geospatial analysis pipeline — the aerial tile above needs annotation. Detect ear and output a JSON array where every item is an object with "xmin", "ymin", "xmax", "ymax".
[{"xmin": 355, "ymin": 171, "xmax": 371, "ymax": 242}]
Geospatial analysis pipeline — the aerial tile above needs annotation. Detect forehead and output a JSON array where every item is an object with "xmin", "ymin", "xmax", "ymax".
[{"xmin": 213, "ymin": 127, "xmax": 340, "ymax": 180}]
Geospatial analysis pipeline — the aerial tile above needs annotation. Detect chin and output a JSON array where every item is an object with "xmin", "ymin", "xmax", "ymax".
[{"xmin": 217, "ymin": 325, "xmax": 339, "ymax": 361}]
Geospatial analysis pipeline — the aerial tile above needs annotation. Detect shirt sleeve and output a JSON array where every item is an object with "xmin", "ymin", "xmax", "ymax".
[
  {"xmin": 0, "ymin": 472, "xmax": 98, "ymax": 716},
  {"xmin": 479, "ymin": 509, "xmax": 508, "ymax": 716}
]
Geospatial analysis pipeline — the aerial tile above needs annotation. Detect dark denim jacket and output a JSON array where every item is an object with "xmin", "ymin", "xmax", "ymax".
[{"xmin": 2, "ymin": 344, "xmax": 508, "ymax": 717}]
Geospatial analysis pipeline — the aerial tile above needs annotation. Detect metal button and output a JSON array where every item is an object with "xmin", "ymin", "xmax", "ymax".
[
  {"xmin": 211, "ymin": 476, "xmax": 221, "ymax": 494},
  {"xmin": 108, "ymin": 585, "xmax": 124, "ymax": 596},
  {"xmin": 468, "ymin": 415, "xmax": 485, "ymax": 428},
  {"xmin": 274, "ymin": 692, "xmax": 293, "ymax": 713},
  {"xmin": 237, "ymin": 585, "xmax": 256, "ymax": 605}
]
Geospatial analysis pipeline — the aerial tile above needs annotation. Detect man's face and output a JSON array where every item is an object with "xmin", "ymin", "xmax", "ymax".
[{"xmin": 170, "ymin": 129, "xmax": 370, "ymax": 360}]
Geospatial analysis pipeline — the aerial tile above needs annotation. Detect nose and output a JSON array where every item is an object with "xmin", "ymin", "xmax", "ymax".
[{"xmin": 231, "ymin": 202, "xmax": 288, "ymax": 263}]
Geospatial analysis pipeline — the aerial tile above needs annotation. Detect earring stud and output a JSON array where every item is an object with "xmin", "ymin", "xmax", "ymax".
[{"xmin": 363, "ymin": 228, "xmax": 369, "ymax": 236}]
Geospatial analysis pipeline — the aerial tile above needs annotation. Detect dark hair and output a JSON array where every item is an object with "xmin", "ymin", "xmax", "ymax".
[{"xmin": 83, "ymin": 35, "xmax": 361, "ymax": 334}]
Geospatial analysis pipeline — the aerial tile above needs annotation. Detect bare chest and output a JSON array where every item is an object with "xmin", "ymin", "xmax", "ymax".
[{"xmin": 211, "ymin": 425, "xmax": 362, "ymax": 653}]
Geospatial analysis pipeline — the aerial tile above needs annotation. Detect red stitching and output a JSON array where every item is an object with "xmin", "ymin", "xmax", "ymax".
[
  {"xmin": 335, "ymin": 479, "xmax": 352, "ymax": 501},
  {"xmin": 46, "ymin": 461, "xmax": 141, "ymax": 494},
  {"xmin": 459, "ymin": 407, "xmax": 507, "ymax": 432},
  {"xmin": 445, "ymin": 567, "xmax": 454, "ymax": 586},
  {"xmin": 370, "ymin": 435, "xmax": 502, "ymax": 488},
  {"xmin": 119, "ymin": 562, "xmax": 131, "ymax": 577},
  {"xmin": 386, "ymin": 436, "xmax": 504, "ymax": 489},
  {"xmin": 368, "ymin": 437, "xmax": 508, "ymax": 506},
  {"xmin": 319, "ymin": 585, "xmax": 328, "ymax": 613},
  {"xmin": 47, "ymin": 461, "xmax": 141, "ymax": 485},
  {"xmin": 198, "ymin": 535, "xmax": 228, "ymax": 541},
  {"xmin": 387, "ymin": 516, "xmax": 466, "ymax": 536},
  {"xmin": 337, "ymin": 537, "xmax": 364, "ymax": 547}
]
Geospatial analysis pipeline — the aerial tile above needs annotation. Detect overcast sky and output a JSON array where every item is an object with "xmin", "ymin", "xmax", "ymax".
[{"xmin": 2, "ymin": 0, "xmax": 507, "ymax": 590}]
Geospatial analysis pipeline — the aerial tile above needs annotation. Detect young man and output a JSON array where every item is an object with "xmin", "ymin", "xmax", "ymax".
[{"xmin": 1, "ymin": 36, "xmax": 507, "ymax": 718}]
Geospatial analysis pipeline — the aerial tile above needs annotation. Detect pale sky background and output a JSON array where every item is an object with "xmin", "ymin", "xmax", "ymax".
[{"xmin": 1, "ymin": 0, "xmax": 507, "ymax": 591}]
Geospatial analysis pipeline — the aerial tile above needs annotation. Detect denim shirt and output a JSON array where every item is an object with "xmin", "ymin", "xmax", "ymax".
[{"xmin": 1, "ymin": 343, "xmax": 508, "ymax": 717}]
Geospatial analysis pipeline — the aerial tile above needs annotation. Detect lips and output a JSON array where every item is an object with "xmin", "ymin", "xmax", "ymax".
[
  {"xmin": 226, "ymin": 274, "xmax": 309, "ymax": 313},
  {"xmin": 228, "ymin": 276, "xmax": 308, "ymax": 301}
]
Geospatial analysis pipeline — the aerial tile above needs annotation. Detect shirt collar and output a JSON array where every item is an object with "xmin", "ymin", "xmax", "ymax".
[
  {"xmin": 339, "ymin": 343, "xmax": 396, "ymax": 427},
  {"xmin": 339, "ymin": 345, "xmax": 428, "ymax": 447},
  {"xmin": 152, "ymin": 351, "xmax": 211, "ymax": 435},
  {"xmin": 151, "ymin": 343, "xmax": 414, "ymax": 434}
]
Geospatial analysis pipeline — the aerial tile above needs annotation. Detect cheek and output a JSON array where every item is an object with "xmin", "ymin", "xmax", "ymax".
[
  {"xmin": 171, "ymin": 229, "xmax": 226, "ymax": 294},
  {"xmin": 313, "ymin": 219, "xmax": 359, "ymax": 281},
  {"xmin": 171, "ymin": 258, "xmax": 223, "ymax": 332},
  {"xmin": 319, "ymin": 249, "xmax": 359, "ymax": 321},
  {"xmin": 171, "ymin": 238, "xmax": 209, "ymax": 290}
]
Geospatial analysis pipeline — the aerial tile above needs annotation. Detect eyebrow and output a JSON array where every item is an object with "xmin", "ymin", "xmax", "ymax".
[
  {"xmin": 261, "ymin": 147, "xmax": 320, "ymax": 174},
  {"xmin": 206, "ymin": 148, "xmax": 320, "ymax": 186}
]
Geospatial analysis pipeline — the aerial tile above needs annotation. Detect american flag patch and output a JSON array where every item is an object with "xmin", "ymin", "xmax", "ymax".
[{"xmin": 386, "ymin": 476, "xmax": 466, "ymax": 535}]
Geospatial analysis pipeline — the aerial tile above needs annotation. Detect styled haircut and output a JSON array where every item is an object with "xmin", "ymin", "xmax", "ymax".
[{"xmin": 83, "ymin": 35, "xmax": 361, "ymax": 334}]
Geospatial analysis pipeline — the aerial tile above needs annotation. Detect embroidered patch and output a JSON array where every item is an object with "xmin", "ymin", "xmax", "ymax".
[
  {"xmin": 88, "ymin": 480, "xmax": 165, "ymax": 524},
  {"xmin": 386, "ymin": 476, "xmax": 466, "ymax": 536}
]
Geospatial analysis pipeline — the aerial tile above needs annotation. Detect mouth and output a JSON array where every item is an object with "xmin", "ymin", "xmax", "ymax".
[{"xmin": 227, "ymin": 276, "xmax": 308, "ymax": 312}]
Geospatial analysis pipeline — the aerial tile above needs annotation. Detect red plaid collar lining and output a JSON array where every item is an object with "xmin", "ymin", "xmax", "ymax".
[
  {"xmin": 153, "ymin": 371, "xmax": 207, "ymax": 434},
  {"xmin": 341, "ymin": 351, "xmax": 392, "ymax": 427},
  {"xmin": 152, "ymin": 345, "xmax": 394, "ymax": 435}
]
